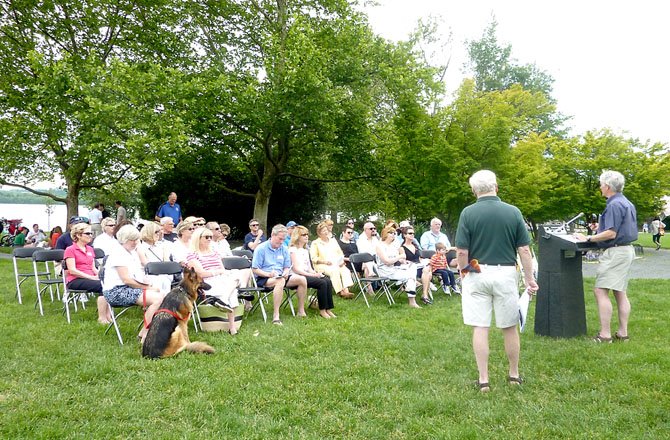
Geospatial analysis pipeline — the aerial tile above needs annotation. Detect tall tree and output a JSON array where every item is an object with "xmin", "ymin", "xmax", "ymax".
[{"xmin": 0, "ymin": 0, "xmax": 189, "ymax": 222}]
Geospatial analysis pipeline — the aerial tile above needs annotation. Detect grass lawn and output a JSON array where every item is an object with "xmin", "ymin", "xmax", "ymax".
[{"xmin": 1, "ymin": 258, "xmax": 668, "ymax": 439}]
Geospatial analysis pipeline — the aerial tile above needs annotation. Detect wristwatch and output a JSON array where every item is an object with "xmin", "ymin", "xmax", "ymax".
[{"xmin": 587, "ymin": 236, "xmax": 592, "ymax": 242}]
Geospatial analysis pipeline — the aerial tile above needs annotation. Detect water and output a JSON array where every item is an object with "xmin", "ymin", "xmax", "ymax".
[{"xmin": 0, "ymin": 203, "xmax": 90, "ymax": 232}]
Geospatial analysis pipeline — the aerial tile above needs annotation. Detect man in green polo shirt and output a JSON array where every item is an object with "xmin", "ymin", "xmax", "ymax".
[{"xmin": 455, "ymin": 170, "xmax": 538, "ymax": 393}]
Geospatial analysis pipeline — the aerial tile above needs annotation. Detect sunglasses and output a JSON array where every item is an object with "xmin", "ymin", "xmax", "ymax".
[
  {"xmin": 211, "ymin": 227, "xmax": 221, "ymax": 231},
  {"xmin": 222, "ymin": 233, "xmax": 229, "ymax": 238},
  {"xmin": 105, "ymin": 224, "xmax": 116, "ymax": 227},
  {"xmin": 367, "ymin": 227, "xmax": 376, "ymax": 231},
  {"xmin": 187, "ymin": 227, "xmax": 196, "ymax": 231},
  {"xmin": 345, "ymin": 231, "xmax": 353, "ymax": 234},
  {"xmin": 250, "ymin": 224, "xmax": 260, "ymax": 227},
  {"xmin": 203, "ymin": 235, "xmax": 213, "ymax": 239},
  {"xmin": 81, "ymin": 232, "xmax": 94, "ymax": 236},
  {"xmin": 406, "ymin": 232, "xmax": 414, "ymax": 235},
  {"xmin": 301, "ymin": 233, "xmax": 309, "ymax": 236},
  {"xmin": 388, "ymin": 231, "xmax": 396, "ymax": 235},
  {"xmin": 194, "ymin": 223, "xmax": 205, "ymax": 227}
]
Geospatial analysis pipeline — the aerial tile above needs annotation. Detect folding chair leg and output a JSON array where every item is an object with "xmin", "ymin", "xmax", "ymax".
[
  {"xmin": 13, "ymin": 259, "xmax": 23, "ymax": 304},
  {"xmin": 192, "ymin": 305, "xmax": 200, "ymax": 333}
]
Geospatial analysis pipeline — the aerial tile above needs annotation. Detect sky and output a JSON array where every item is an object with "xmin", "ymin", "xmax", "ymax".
[{"xmin": 363, "ymin": 0, "xmax": 670, "ymax": 145}]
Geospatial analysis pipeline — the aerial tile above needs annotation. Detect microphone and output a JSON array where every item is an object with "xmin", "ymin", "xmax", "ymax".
[{"xmin": 565, "ymin": 212, "xmax": 584, "ymax": 226}]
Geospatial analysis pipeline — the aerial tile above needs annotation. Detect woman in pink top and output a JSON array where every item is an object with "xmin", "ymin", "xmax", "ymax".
[
  {"xmin": 63, "ymin": 223, "xmax": 112, "ymax": 324},
  {"xmin": 187, "ymin": 227, "xmax": 250, "ymax": 335}
]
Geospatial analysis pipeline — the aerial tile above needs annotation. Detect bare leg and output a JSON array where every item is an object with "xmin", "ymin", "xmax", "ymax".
[
  {"xmin": 472, "ymin": 326, "xmax": 490, "ymax": 384},
  {"xmin": 228, "ymin": 311, "xmax": 237, "ymax": 335},
  {"xmin": 287, "ymin": 275, "xmax": 307, "ymax": 316},
  {"xmin": 97, "ymin": 296, "xmax": 112, "ymax": 323},
  {"xmin": 138, "ymin": 290, "xmax": 164, "ymax": 342},
  {"xmin": 502, "ymin": 326, "xmax": 520, "ymax": 379},
  {"xmin": 594, "ymin": 287, "xmax": 613, "ymax": 338},
  {"xmin": 613, "ymin": 290, "xmax": 630, "ymax": 337},
  {"xmin": 268, "ymin": 278, "xmax": 286, "ymax": 322},
  {"xmin": 421, "ymin": 269, "xmax": 431, "ymax": 298}
]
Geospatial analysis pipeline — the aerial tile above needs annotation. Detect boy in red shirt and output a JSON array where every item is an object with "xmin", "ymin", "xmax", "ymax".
[{"xmin": 429, "ymin": 242, "xmax": 460, "ymax": 294}]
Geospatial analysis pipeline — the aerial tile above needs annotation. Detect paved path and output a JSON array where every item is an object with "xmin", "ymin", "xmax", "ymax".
[{"xmin": 581, "ymin": 247, "xmax": 669, "ymax": 279}]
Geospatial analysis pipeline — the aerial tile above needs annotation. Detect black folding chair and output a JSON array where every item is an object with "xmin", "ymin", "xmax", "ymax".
[
  {"xmin": 13, "ymin": 247, "xmax": 48, "ymax": 304},
  {"xmin": 222, "ymin": 256, "xmax": 272, "ymax": 323},
  {"xmin": 62, "ymin": 248, "xmax": 106, "ymax": 323},
  {"xmin": 349, "ymin": 253, "xmax": 393, "ymax": 307},
  {"xmin": 32, "ymin": 249, "xmax": 64, "ymax": 316},
  {"xmin": 232, "ymin": 249, "xmax": 253, "ymax": 260}
]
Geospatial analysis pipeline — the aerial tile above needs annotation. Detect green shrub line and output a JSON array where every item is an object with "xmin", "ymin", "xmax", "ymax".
[{"xmin": 1, "ymin": 259, "xmax": 668, "ymax": 438}]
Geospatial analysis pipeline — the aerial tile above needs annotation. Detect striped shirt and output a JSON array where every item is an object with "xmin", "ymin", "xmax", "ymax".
[{"xmin": 186, "ymin": 251, "xmax": 223, "ymax": 271}]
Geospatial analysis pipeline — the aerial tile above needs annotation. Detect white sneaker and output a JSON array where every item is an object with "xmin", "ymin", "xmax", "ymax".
[
  {"xmin": 429, "ymin": 283, "xmax": 438, "ymax": 292},
  {"xmin": 451, "ymin": 285, "xmax": 461, "ymax": 294}
]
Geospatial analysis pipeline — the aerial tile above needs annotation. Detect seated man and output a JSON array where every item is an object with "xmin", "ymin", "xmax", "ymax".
[
  {"xmin": 251, "ymin": 224, "xmax": 307, "ymax": 325},
  {"xmin": 160, "ymin": 217, "xmax": 177, "ymax": 242},
  {"xmin": 244, "ymin": 218, "xmax": 267, "ymax": 252},
  {"xmin": 421, "ymin": 217, "xmax": 457, "ymax": 267},
  {"xmin": 26, "ymin": 224, "xmax": 46, "ymax": 246}
]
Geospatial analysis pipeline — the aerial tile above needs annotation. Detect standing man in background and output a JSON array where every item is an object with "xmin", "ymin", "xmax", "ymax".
[
  {"xmin": 576, "ymin": 170, "xmax": 637, "ymax": 343},
  {"xmin": 154, "ymin": 192, "xmax": 182, "ymax": 226},
  {"xmin": 455, "ymin": 170, "xmax": 538, "ymax": 393},
  {"xmin": 89, "ymin": 203, "xmax": 103, "ymax": 238},
  {"xmin": 115, "ymin": 201, "xmax": 127, "ymax": 223}
]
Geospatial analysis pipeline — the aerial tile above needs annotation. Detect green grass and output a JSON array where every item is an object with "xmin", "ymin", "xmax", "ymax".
[
  {"xmin": 634, "ymin": 232, "xmax": 665, "ymax": 250},
  {"xmin": 1, "ymin": 259, "xmax": 669, "ymax": 439}
]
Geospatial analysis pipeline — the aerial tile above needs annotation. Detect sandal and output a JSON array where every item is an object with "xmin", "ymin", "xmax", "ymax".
[
  {"xmin": 593, "ymin": 334, "xmax": 613, "ymax": 343},
  {"xmin": 475, "ymin": 380, "xmax": 490, "ymax": 393},
  {"xmin": 508, "ymin": 376, "xmax": 523, "ymax": 386},
  {"xmin": 614, "ymin": 332, "xmax": 630, "ymax": 342},
  {"xmin": 272, "ymin": 319, "xmax": 283, "ymax": 326}
]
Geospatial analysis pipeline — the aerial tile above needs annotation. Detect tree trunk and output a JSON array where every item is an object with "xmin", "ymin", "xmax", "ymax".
[
  {"xmin": 253, "ymin": 188, "xmax": 271, "ymax": 229},
  {"xmin": 65, "ymin": 181, "xmax": 81, "ymax": 226}
]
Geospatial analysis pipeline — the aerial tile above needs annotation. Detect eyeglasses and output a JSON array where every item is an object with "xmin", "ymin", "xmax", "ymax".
[
  {"xmin": 344, "ymin": 231, "xmax": 353, "ymax": 234},
  {"xmin": 105, "ymin": 224, "xmax": 116, "ymax": 227},
  {"xmin": 81, "ymin": 232, "xmax": 94, "ymax": 236},
  {"xmin": 301, "ymin": 233, "xmax": 309, "ymax": 236},
  {"xmin": 367, "ymin": 227, "xmax": 376, "ymax": 231},
  {"xmin": 203, "ymin": 235, "xmax": 213, "ymax": 239},
  {"xmin": 250, "ymin": 224, "xmax": 259, "ymax": 227},
  {"xmin": 406, "ymin": 232, "xmax": 414, "ymax": 235},
  {"xmin": 211, "ymin": 227, "xmax": 221, "ymax": 231}
]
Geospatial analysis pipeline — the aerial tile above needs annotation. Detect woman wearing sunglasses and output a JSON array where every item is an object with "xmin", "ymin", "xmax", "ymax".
[
  {"xmin": 64, "ymin": 222, "xmax": 112, "ymax": 324},
  {"xmin": 171, "ymin": 220, "xmax": 196, "ymax": 266},
  {"xmin": 376, "ymin": 225, "xmax": 420, "ymax": 308}
]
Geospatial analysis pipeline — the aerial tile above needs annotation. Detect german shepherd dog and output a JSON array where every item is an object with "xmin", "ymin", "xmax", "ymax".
[{"xmin": 142, "ymin": 267, "xmax": 215, "ymax": 359}]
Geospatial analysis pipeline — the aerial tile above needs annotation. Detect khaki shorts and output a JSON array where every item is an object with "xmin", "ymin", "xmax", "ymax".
[
  {"xmin": 595, "ymin": 246, "xmax": 635, "ymax": 292},
  {"xmin": 461, "ymin": 265, "xmax": 519, "ymax": 328}
]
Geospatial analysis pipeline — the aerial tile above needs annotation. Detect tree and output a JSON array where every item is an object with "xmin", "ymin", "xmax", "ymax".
[
  {"xmin": 0, "ymin": 0, "xmax": 189, "ymax": 223},
  {"xmin": 182, "ymin": 0, "xmax": 415, "ymax": 227}
]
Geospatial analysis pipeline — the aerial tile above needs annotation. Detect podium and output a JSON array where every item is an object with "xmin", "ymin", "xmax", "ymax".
[{"xmin": 534, "ymin": 225, "xmax": 597, "ymax": 338}]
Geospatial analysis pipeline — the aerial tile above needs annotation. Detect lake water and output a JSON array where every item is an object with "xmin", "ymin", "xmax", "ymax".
[{"xmin": 0, "ymin": 203, "xmax": 90, "ymax": 231}]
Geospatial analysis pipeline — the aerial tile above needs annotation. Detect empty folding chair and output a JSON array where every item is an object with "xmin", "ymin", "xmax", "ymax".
[
  {"xmin": 32, "ymin": 249, "xmax": 64, "ymax": 316},
  {"xmin": 13, "ymin": 247, "xmax": 48, "ymax": 304},
  {"xmin": 349, "ymin": 253, "xmax": 393, "ymax": 307},
  {"xmin": 232, "ymin": 249, "xmax": 253, "ymax": 260}
]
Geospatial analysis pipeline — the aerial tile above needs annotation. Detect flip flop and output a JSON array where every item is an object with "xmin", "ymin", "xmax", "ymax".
[
  {"xmin": 614, "ymin": 332, "xmax": 630, "ymax": 342},
  {"xmin": 508, "ymin": 376, "xmax": 524, "ymax": 386},
  {"xmin": 475, "ymin": 380, "xmax": 490, "ymax": 393},
  {"xmin": 593, "ymin": 334, "xmax": 613, "ymax": 343},
  {"xmin": 272, "ymin": 319, "xmax": 283, "ymax": 326}
]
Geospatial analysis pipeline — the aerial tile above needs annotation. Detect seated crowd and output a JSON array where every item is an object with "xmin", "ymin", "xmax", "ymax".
[{"xmin": 34, "ymin": 208, "xmax": 461, "ymax": 337}]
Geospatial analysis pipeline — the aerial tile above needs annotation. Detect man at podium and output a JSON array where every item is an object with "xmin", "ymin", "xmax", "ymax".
[{"xmin": 575, "ymin": 170, "xmax": 638, "ymax": 343}]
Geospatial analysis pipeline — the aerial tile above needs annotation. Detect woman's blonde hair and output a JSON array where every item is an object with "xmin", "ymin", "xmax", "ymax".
[
  {"xmin": 70, "ymin": 223, "xmax": 90, "ymax": 241},
  {"xmin": 189, "ymin": 227, "xmax": 213, "ymax": 254},
  {"xmin": 140, "ymin": 221, "xmax": 161, "ymax": 244},
  {"xmin": 380, "ymin": 225, "xmax": 396, "ymax": 241},
  {"xmin": 316, "ymin": 221, "xmax": 329, "ymax": 236},
  {"xmin": 290, "ymin": 225, "xmax": 309, "ymax": 248},
  {"xmin": 176, "ymin": 220, "xmax": 194, "ymax": 237},
  {"xmin": 117, "ymin": 224, "xmax": 140, "ymax": 244}
]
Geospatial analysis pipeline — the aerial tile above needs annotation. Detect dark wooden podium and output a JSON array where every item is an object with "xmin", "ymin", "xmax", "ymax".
[{"xmin": 535, "ymin": 225, "xmax": 597, "ymax": 338}]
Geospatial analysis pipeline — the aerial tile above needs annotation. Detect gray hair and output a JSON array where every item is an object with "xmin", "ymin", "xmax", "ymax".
[
  {"xmin": 160, "ymin": 217, "xmax": 174, "ymax": 226},
  {"xmin": 599, "ymin": 170, "xmax": 625, "ymax": 192},
  {"xmin": 271, "ymin": 224, "xmax": 288, "ymax": 236},
  {"xmin": 116, "ymin": 224, "xmax": 141, "ymax": 244},
  {"xmin": 430, "ymin": 217, "xmax": 442, "ymax": 226},
  {"xmin": 469, "ymin": 170, "xmax": 497, "ymax": 195}
]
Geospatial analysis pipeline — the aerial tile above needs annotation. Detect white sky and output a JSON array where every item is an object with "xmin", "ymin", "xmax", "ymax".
[{"xmin": 363, "ymin": 0, "xmax": 670, "ymax": 145}]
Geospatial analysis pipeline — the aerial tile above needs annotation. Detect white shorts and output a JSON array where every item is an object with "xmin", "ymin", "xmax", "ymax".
[{"xmin": 461, "ymin": 265, "xmax": 519, "ymax": 328}]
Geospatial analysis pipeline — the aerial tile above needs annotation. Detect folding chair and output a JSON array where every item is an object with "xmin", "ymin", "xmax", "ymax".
[
  {"xmin": 32, "ymin": 249, "xmax": 64, "ymax": 316},
  {"xmin": 62, "ymin": 248, "xmax": 106, "ymax": 323},
  {"xmin": 105, "ymin": 302, "xmax": 143, "ymax": 346},
  {"xmin": 211, "ymin": 256, "xmax": 266, "ymax": 325},
  {"xmin": 232, "ymin": 249, "xmax": 253, "ymax": 260},
  {"xmin": 349, "ymin": 253, "xmax": 394, "ymax": 307},
  {"xmin": 419, "ymin": 249, "xmax": 457, "ymax": 296},
  {"xmin": 13, "ymin": 247, "xmax": 48, "ymax": 304},
  {"xmin": 145, "ymin": 261, "xmax": 193, "ymax": 329}
]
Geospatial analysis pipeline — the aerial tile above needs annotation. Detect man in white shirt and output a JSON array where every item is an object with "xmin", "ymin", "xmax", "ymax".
[
  {"xmin": 88, "ymin": 203, "xmax": 103, "ymax": 238},
  {"xmin": 26, "ymin": 224, "xmax": 46, "ymax": 245},
  {"xmin": 420, "ymin": 217, "xmax": 452, "ymax": 251}
]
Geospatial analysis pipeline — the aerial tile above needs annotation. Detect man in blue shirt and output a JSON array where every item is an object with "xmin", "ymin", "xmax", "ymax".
[
  {"xmin": 252, "ymin": 224, "xmax": 307, "ymax": 325},
  {"xmin": 154, "ymin": 192, "xmax": 182, "ymax": 226},
  {"xmin": 576, "ymin": 170, "xmax": 638, "ymax": 343}
]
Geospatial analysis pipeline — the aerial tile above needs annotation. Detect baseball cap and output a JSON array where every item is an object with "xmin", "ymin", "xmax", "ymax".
[
  {"xmin": 286, "ymin": 221, "xmax": 298, "ymax": 228},
  {"xmin": 399, "ymin": 220, "xmax": 411, "ymax": 228},
  {"xmin": 69, "ymin": 216, "xmax": 89, "ymax": 225}
]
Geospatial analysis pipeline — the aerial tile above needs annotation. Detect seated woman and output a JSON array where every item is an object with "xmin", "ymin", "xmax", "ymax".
[
  {"xmin": 102, "ymin": 225, "xmax": 166, "ymax": 343},
  {"xmin": 337, "ymin": 225, "xmax": 363, "ymax": 273},
  {"xmin": 64, "ymin": 223, "xmax": 112, "ymax": 324},
  {"xmin": 289, "ymin": 226, "xmax": 336, "ymax": 319},
  {"xmin": 187, "ymin": 227, "xmax": 250, "ymax": 335},
  {"xmin": 138, "ymin": 221, "xmax": 173, "ymax": 293},
  {"xmin": 92, "ymin": 217, "xmax": 119, "ymax": 258},
  {"xmin": 310, "ymin": 221, "xmax": 354, "ymax": 299},
  {"xmin": 49, "ymin": 226, "xmax": 63, "ymax": 249},
  {"xmin": 400, "ymin": 226, "xmax": 433, "ymax": 305},
  {"xmin": 171, "ymin": 220, "xmax": 195, "ymax": 266},
  {"xmin": 376, "ymin": 225, "xmax": 420, "ymax": 308}
]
